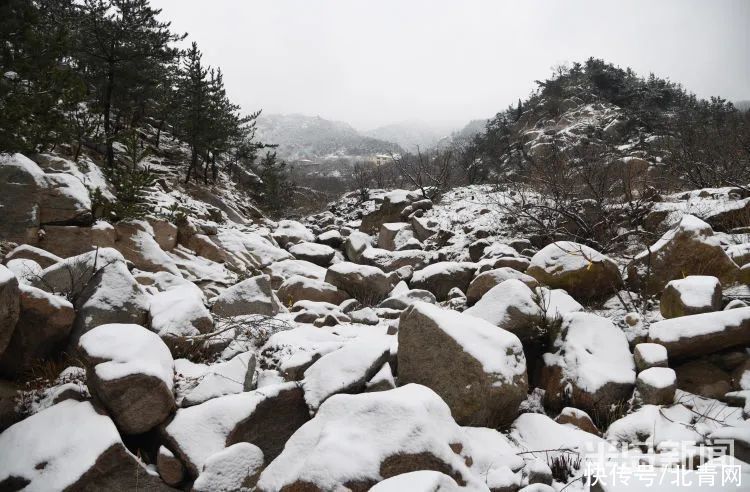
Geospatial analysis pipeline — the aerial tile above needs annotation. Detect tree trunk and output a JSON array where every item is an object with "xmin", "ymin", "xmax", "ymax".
[{"xmin": 103, "ymin": 63, "xmax": 115, "ymax": 168}]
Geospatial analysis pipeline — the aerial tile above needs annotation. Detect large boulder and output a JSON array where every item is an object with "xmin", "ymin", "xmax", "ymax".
[
  {"xmin": 192, "ymin": 442, "xmax": 264, "ymax": 492},
  {"xmin": 541, "ymin": 312, "xmax": 635, "ymax": 416},
  {"xmin": 38, "ymin": 222, "xmax": 115, "ymax": 258},
  {"xmin": 39, "ymin": 172, "xmax": 92, "ymax": 225},
  {"xmin": 0, "ymin": 400, "xmax": 172, "ymax": 490},
  {"xmin": 288, "ymin": 241, "xmax": 336, "ymax": 266},
  {"xmin": 79, "ymin": 323, "xmax": 175, "ymax": 434},
  {"xmin": 636, "ymin": 367, "xmax": 676, "ymax": 405},
  {"xmin": 211, "ymin": 228, "xmax": 293, "ymax": 271},
  {"xmin": 648, "ymin": 307, "xmax": 750, "ymax": 360},
  {"xmin": 272, "ymin": 219, "xmax": 315, "ymax": 247},
  {"xmin": 277, "ymin": 275, "xmax": 350, "ymax": 306},
  {"xmin": 378, "ymin": 222, "xmax": 414, "ymax": 251},
  {"xmin": 148, "ymin": 218, "xmax": 178, "ymax": 251},
  {"xmin": 211, "ymin": 274, "xmax": 284, "ymax": 317},
  {"xmin": 398, "ymin": 302, "xmax": 528, "ymax": 427},
  {"xmin": 343, "ymin": 230, "xmax": 373, "ymax": 262},
  {"xmin": 627, "ymin": 215, "xmax": 739, "ymax": 295},
  {"xmin": 3, "ymin": 244, "xmax": 63, "ymax": 268},
  {"xmin": 464, "ymin": 279, "xmax": 544, "ymax": 342},
  {"xmin": 149, "ymin": 280, "xmax": 213, "ymax": 352},
  {"xmin": 410, "ymin": 262, "xmax": 477, "ymax": 301},
  {"xmin": 113, "ymin": 220, "xmax": 181, "ymax": 275},
  {"xmin": 0, "ymin": 284, "xmax": 74, "ymax": 376},
  {"xmin": 360, "ymin": 247, "xmax": 436, "ymax": 272},
  {"xmin": 466, "ymin": 267, "xmax": 539, "ymax": 305},
  {"xmin": 660, "ymin": 275, "xmax": 722, "ymax": 318},
  {"xmin": 360, "ymin": 190, "xmax": 418, "ymax": 233},
  {"xmin": 181, "ymin": 352, "xmax": 256, "ymax": 407},
  {"xmin": 256, "ymin": 385, "xmax": 482, "ymax": 491},
  {"xmin": 0, "ymin": 265, "xmax": 20, "ymax": 356},
  {"xmin": 163, "ymin": 382, "xmax": 310, "ymax": 477},
  {"xmin": 325, "ymin": 262, "xmax": 393, "ymax": 304},
  {"xmin": 526, "ymin": 241, "xmax": 621, "ymax": 300},
  {"xmin": 262, "ymin": 259, "xmax": 325, "ymax": 289},
  {"xmin": 302, "ymin": 335, "xmax": 392, "ymax": 411}
]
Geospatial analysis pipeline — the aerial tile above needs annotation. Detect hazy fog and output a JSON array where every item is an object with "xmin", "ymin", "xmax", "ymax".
[{"xmin": 151, "ymin": 0, "xmax": 750, "ymax": 131}]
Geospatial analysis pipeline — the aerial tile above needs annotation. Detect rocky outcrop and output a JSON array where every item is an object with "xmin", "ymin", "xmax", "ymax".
[
  {"xmin": 212, "ymin": 274, "xmax": 285, "ymax": 317},
  {"xmin": 410, "ymin": 262, "xmax": 477, "ymax": 301},
  {"xmin": 0, "ymin": 266, "xmax": 20, "ymax": 356}
]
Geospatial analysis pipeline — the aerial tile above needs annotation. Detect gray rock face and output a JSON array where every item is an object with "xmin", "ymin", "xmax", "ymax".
[
  {"xmin": 398, "ymin": 302, "xmax": 528, "ymax": 428},
  {"xmin": 636, "ymin": 367, "xmax": 676, "ymax": 405},
  {"xmin": 277, "ymin": 275, "xmax": 350, "ymax": 306},
  {"xmin": 325, "ymin": 262, "xmax": 393, "ymax": 304},
  {"xmin": 410, "ymin": 262, "xmax": 477, "ymax": 301},
  {"xmin": 212, "ymin": 274, "xmax": 285, "ymax": 317}
]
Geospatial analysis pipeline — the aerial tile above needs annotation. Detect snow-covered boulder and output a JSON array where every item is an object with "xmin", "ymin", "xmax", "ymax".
[
  {"xmin": 378, "ymin": 222, "xmax": 414, "ymax": 251},
  {"xmin": 0, "ymin": 153, "xmax": 46, "ymax": 243},
  {"xmin": 212, "ymin": 228, "xmax": 293, "ymax": 271},
  {"xmin": 660, "ymin": 275, "xmax": 722, "ymax": 318},
  {"xmin": 370, "ymin": 471, "xmax": 464, "ymax": 491},
  {"xmin": 636, "ymin": 367, "xmax": 676, "ymax": 405},
  {"xmin": 192, "ymin": 442, "xmax": 264, "ymax": 492},
  {"xmin": 464, "ymin": 279, "xmax": 543, "ymax": 342},
  {"xmin": 541, "ymin": 312, "xmax": 635, "ymax": 415},
  {"xmin": 78, "ymin": 323, "xmax": 175, "ymax": 434},
  {"xmin": 648, "ymin": 307, "xmax": 750, "ymax": 359},
  {"xmin": 378, "ymin": 288, "xmax": 436, "ymax": 310},
  {"xmin": 302, "ymin": 335, "xmax": 392, "ymax": 411},
  {"xmin": 38, "ymin": 171, "xmax": 92, "ymax": 225},
  {"xmin": 256, "ymin": 384, "xmax": 481, "ymax": 491},
  {"xmin": 211, "ymin": 274, "xmax": 284, "ymax": 317},
  {"xmin": 344, "ymin": 230, "xmax": 373, "ymax": 262},
  {"xmin": 466, "ymin": 267, "xmax": 539, "ymax": 305},
  {"xmin": 0, "ymin": 284, "xmax": 74, "ymax": 376},
  {"xmin": 526, "ymin": 241, "xmax": 621, "ymax": 300},
  {"xmin": 0, "ymin": 265, "xmax": 20, "ymax": 356},
  {"xmin": 317, "ymin": 229, "xmax": 343, "ymax": 247},
  {"xmin": 149, "ymin": 280, "xmax": 213, "ymax": 351},
  {"xmin": 259, "ymin": 324, "xmax": 345, "ymax": 380},
  {"xmin": 113, "ymin": 220, "xmax": 181, "ymax": 275},
  {"xmin": 148, "ymin": 217, "xmax": 178, "ymax": 251},
  {"xmin": 163, "ymin": 382, "xmax": 309, "ymax": 477},
  {"xmin": 288, "ymin": 241, "xmax": 336, "ymax": 266},
  {"xmin": 3, "ymin": 243, "xmax": 62, "ymax": 268},
  {"xmin": 0, "ymin": 400, "xmax": 171, "ymax": 490},
  {"xmin": 633, "ymin": 343, "xmax": 668, "ymax": 371},
  {"xmin": 290, "ymin": 300, "xmax": 351, "ymax": 325},
  {"xmin": 554, "ymin": 407, "xmax": 600, "ymax": 435},
  {"xmin": 325, "ymin": 262, "xmax": 393, "ymax": 304},
  {"xmin": 398, "ymin": 302, "xmax": 528, "ymax": 427},
  {"xmin": 277, "ymin": 275, "xmax": 350, "ymax": 306},
  {"xmin": 360, "ymin": 247, "xmax": 436, "ymax": 272},
  {"xmin": 365, "ymin": 362, "xmax": 397, "ymax": 392},
  {"xmin": 263, "ymin": 258, "xmax": 326, "ymax": 289},
  {"xmin": 181, "ymin": 352, "xmax": 255, "ymax": 407},
  {"xmin": 5, "ymin": 257, "xmax": 43, "ymax": 284},
  {"xmin": 410, "ymin": 262, "xmax": 477, "ymax": 301},
  {"xmin": 273, "ymin": 219, "xmax": 315, "ymax": 247},
  {"xmin": 627, "ymin": 215, "xmax": 739, "ymax": 294},
  {"xmin": 360, "ymin": 189, "xmax": 419, "ymax": 233}
]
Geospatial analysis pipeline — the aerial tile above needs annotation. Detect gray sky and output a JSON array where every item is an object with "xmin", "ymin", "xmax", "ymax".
[{"xmin": 151, "ymin": 0, "xmax": 750, "ymax": 131}]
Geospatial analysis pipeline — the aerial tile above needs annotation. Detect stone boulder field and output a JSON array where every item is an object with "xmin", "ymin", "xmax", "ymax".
[{"xmin": 2, "ymin": 153, "xmax": 750, "ymax": 491}]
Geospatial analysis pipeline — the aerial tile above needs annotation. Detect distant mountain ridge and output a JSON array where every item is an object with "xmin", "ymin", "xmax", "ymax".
[
  {"xmin": 256, "ymin": 113, "xmax": 402, "ymax": 162},
  {"xmin": 363, "ymin": 121, "xmax": 456, "ymax": 152}
]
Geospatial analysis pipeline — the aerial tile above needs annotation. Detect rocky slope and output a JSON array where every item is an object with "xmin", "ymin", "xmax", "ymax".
[{"xmin": 1, "ymin": 146, "xmax": 750, "ymax": 490}]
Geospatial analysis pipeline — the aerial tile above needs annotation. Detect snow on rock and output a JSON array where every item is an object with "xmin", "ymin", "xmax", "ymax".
[
  {"xmin": 360, "ymin": 247, "xmax": 436, "ymax": 272},
  {"xmin": 277, "ymin": 274, "xmax": 349, "ymax": 306},
  {"xmin": 0, "ymin": 153, "xmax": 47, "ymax": 243},
  {"xmin": 149, "ymin": 280, "xmax": 213, "ymax": 350},
  {"xmin": 5, "ymin": 258, "xmax": 43, "ymax": 285},
  {"xmin": 398, "ymin": 302, "xmax": 528, "ymax": 427},
  {"xmin": 369, "ymin": 471, "xmax": 465, "ymax": 491},
  {"xmin": 466, "ymin": 267, "xmax": 539, "ymax": 305},
  {"xmin": 182, "ymin": 352, "xmax": 255, "ymax": 407},
  {"xmin": 410, "ymin": 261, "xmax": 477, "ymax": 301},
  {"xmin": 273, "ymin": 219, "xmax": 315, "ymax": 247},
  {"xmin": 344, "ymin": 230, "xmax": 373, "ymax": 262},
  {"xmin": 212, "ymin": 228, "xmax": 293, "ymax": 271},
  {"xmin": 635, "ymin": 367, "xmax": 676, "ymax": 405},
  {"xmin": 78, "ymin": 323, "xmax": 175, "ymax": 433},
  {"xmin": 256, "ymin": 384, "xmax": 481, "ymax": 491},
  {"xmin": 526, "ymin": 241, "xmax": 621, "ymax": 300},
  {"xmin": 163, "ymin": 382, "xmax": 309, "ymax": 476},
  {"xmin": 211, "ymin": 274, "xmax": 285, "ymax": 317},
  {"xmin": 537, "ymin": 287, "xmax": 584, "ymax": 320},
  {"xmin": 325, "ymin": 261, "xmax": 393, "ymax": 304},
  {"xmin": 541, "ymin": 312, "xmax": 635, "ymax": 416},
  {"xmin": 0, "ymin": 264, "xmax": 20, "ymax": 356},
  {"xmin": 302, "ymin": 335, "xmax": 392, "ymax": 411},
  {"xmin": 660, "ymin": 275, "xmax": 722, "ymax": 318},
  {"xmin": 3, "ymin": 243, "xmax": 63, "ymax": 269},
  {"xmin": 259, "ymin": 325, "xmax": 345, "ymax": 380},
  {"xmin": 461, "ymin": 427, "xmax": 525, "ymax": 490},
  {"xmin": 464, "ymin": 279, "xmax": 543, "ymax": 342},
  {"xmin": 378, "ymin": 288, "xmax": 436, "ymax": 310},
  {"xmin": 554, "ymin": 407, "xmax": 601, "ymax": 435},
  {"xmin": 288, "ymin": 241, "xmax": 336, "ymax": 266},
  {"xmin": 633, "ymin": 343, "xmax": 668, "ymax": 371},
  {"xmin": 113, "ymin": 220, "xmax": 181, "ymax": 275},
  {"xmin": 627, "ymin": 215, "xmax": 739, "ymax": 294},
  {"xmin": 262, "ymin": 258, "xmax": 326, "ymax": 289},
  {"xmin": 0, "ymin": 284, "xmax": 74, "ymax": 377},
  {"xmin": 365, "ymin": 362, "xmax": 396, "ymax": 392},
  {"xmin": 648, "ymin": 307, "xmax": 750, "ymax": 359},
  {"xmin": 192, "ymin": 442, "xmax": 264, "ymax": 492},
  {"xmin": 0, "ymin": 400, "xmax": 169, "ymax": 491}
]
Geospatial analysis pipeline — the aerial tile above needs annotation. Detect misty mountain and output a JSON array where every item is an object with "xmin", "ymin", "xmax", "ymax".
[
  {"xmin": 735, "ymin": 100, "xmax": 750, "ymax": 111},
  {"xmin": 256, "ymin": 113, "xmax": 402, "ymax": 162},
  {"xmin": 363, "ymin": 121, "xmax": 456, "ymax": 151}
]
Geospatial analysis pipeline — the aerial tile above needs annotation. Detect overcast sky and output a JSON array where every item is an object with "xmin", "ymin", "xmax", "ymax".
[{"xmin": 151, "ymin": 0, "xmax": 749, "ymax": 132}]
